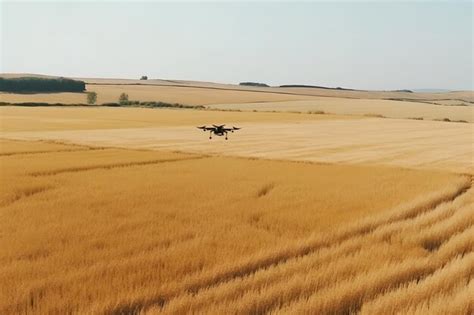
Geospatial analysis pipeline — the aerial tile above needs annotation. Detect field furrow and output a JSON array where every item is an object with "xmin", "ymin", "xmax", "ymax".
[
  {"xmin": 360, "ymin": 252, "xmax": 474, "ymax": 314},
  {"xmin": 152, "ymin": 183, "xmax": 472, "ymax": 314},
  {"xmin": 28, "ymin": 156, "xmax": 206, "ymax": 177},
  {"xmin": 0, "ymin": 148, "xmax": 103, "ymax": 157}
]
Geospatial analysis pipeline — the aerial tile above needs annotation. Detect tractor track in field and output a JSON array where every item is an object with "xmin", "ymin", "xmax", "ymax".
[
  {"xmin": 0, "ymin": 186, "xmax": 53, "ymax": 208},
  {"xmin": 0, "ymin": 148, "xmax": 106, "ymax": 157},
  {"xmin": 28, "ymin": 156, "xmax": 207, "ymax": 177}
]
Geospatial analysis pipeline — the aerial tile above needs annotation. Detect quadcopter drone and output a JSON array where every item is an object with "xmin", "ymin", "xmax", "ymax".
[{"xmin": 197, "ymin": 124, "xmax": 241, "ymax": 140}]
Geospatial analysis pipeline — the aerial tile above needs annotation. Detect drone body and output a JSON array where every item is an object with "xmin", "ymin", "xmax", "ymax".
[{"xmin": 197, "ymin": 124, "xmax": 241, "ymax": 140}]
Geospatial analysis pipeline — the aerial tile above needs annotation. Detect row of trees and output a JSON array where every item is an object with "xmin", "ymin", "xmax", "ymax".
[
  {"xmin": 86, "ymin": 92, "xmax": 129, "ymax": 105},
  {"xmin": 97, "ymin": 93, "xmax": 201, "ymax": 109},
  {"xmin": 85, "ymin": 92, "xmax": 132, "ymax": 105},
  {"xmin": 0, "ymin": 77, "xmax": 86, "ymax": 93},
  {"xmin": 239, "ymin": 82, "xmax": 269, "ymax": 87}
]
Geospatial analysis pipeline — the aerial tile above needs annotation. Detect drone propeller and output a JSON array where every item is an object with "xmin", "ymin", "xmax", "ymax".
[
  {"xmin": 232, "ymin": 126, "xmax": 241, "ymax": 130},
  {"xmin": 213, "ymin": 124, "xmax": 225, "ymax": 128}
]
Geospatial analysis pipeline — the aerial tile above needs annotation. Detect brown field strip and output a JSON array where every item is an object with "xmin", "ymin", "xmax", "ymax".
[
  {"xmin": 28, "ymin": 156, "xmax": 205, "ymax": 177},
  {"xmin": 0, "ymin": 139, "xmax": 470, "ymax": 314},
  {"xmin": 0, "ymin": 138, "xmax": 103, "ymax": 156},
  {"xmin": 0, "ymin": 148, "xmax": 96, "ymax": 157}
]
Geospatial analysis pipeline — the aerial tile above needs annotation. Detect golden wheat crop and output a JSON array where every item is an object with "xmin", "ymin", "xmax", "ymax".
[
  {"xmin": 2, "ymin": 106, "xmax": 471, "ymax": 174},
  {"xmin": 0, "ymin": 138, "xmax": 471, "ymax": 314},
  {"xmin": 0, "ymin": 101, "xmax": 472, "ymax": 314}
]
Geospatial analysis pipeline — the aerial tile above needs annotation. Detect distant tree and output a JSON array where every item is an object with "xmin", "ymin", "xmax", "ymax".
[
  {"xmin": 0, "ymin": 77, "xmax": 85, "ymax": 93},
  {"xmin": 86, "ymin": 92, "xmax": 97, "ymax": 105},
  {"xmin": 140, "ymin": 76, "xmax": 148, "ymax": 80},
  {"xmin": 239, "ymin": 82, "xmax": 269, "ymax": 87},
  {"xmin": 119, "ymin": 93, "xmax": 129, "ymax": 105}
]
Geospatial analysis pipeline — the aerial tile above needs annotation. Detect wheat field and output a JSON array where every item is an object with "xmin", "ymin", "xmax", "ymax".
[
  {"xmin": 0, "ymin": 106, "xmax": 351, "ymax": 132},
  {"xmin": 208, "ymin": 98, "xmax": 474, "ymax": 123},
  {"xmin": 2, "ymin": 106, "xmax": 472, "ymax": 174},
  {"xmin": 2, "ymin": 75, "xmax": 472, "ymax": 123},
  {"xmin": 2, "ymin": 83, "xmax": 471, "ymax": 123},
  {"xmin": 1, "ymin": 74, "xmax": 472, "ymax": 104},
  {"xmin": 0, "ymin": 103, "xmax": 473, "ymax": 314},
  {"xmin": 0, "ymin": 83, "xmax": 316, "ymax": 105},
  {"xmin": 0, "ymin": 138, "xmax": 471, "ymax": 314}
]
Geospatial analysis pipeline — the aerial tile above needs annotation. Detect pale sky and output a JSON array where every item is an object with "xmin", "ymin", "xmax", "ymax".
[{"xmin": 1, "ymin": 1, "xmax": 473, "ymax": 90}]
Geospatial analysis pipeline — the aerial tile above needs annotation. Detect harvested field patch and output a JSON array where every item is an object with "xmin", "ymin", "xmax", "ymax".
[
  {"xmin": 3, "ymin": 114, "xmax": 471, "ymax": 174},
  {"xmin": 0, "ymin": 106, "xmax": 349, "ymax": 132},
  {"xmin": 208, "ymin": 97, "xmax": 474, "ymax": 122}
]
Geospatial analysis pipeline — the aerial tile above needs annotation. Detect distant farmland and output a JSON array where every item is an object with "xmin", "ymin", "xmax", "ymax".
[{"xmin": 1, "ymin": 76, "xmax": 471, "ymax": 122}]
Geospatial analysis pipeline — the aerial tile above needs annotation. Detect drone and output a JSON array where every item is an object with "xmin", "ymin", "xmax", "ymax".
[{"xmin": 197, "ymin": 124, "xmax": 241, "ymax": 140}]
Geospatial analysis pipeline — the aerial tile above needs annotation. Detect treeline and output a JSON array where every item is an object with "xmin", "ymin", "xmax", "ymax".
[
  {"xmin": 103, "ymin": 100, "xmax": 205, "ymax": 109},
  {"xmin": 392, "ymin": 89, "xmax": 413, "ymax": 93},
  {"xmin": 0, "ymin": 77, "xmax": 86, "ymax": 93},
  {"xmin": 239, "ymin": 82, "xmax": 269, "ymax": 87},
  {"xmin": 0, "ymin": 101, "xmax": 205, "ymax": 109},
  {"xmin": 279, "ymin": 84, "xmax": 356, "ymax": 91}
]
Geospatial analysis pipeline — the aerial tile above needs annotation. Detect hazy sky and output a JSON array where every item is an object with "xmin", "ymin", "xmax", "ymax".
[{"xmin": 1, "ymin": 1, "xmax": 473, "ymax": 90}]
